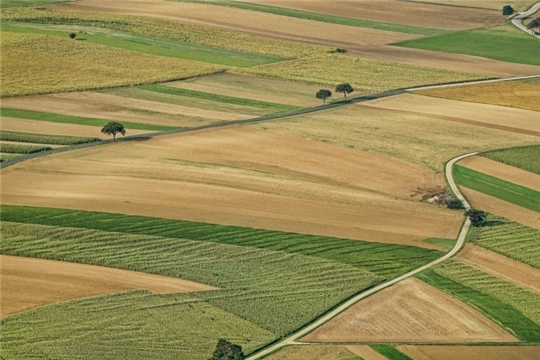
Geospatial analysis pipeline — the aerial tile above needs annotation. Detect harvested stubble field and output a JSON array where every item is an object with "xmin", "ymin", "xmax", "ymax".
[
  {"xmin": 407, "ymin": 0, "xmax": 536, "ymax": 11},
  {"xmin": 243, "ymin": 0, "xmax": 504, "ymax": 30},
  {"xmin": 416, "ymin": 79, "xmax": 540, "ymax": 111},
  {"xmin": 263, "ymin": 345, "xmax": 387, "ymax": 360},
  {"xmin": 248, "ymin": 102, "xmax": 540, "ymax": 172},
  {"xmin": 0, "ymin": 127, "xmax": 463, "ymax": 246},
  {"xmin": 456, "ymin": 244, "xmax": 540, "ymax": 295},
  {"xmin": 397, "ymin": 345, "xmax": 540, "ymax": 360},
  {"xmin": 459, "ymin": 155, "xmax": 540, "ymax": 192},
  {"xmin": 482, "ymin": 145, "xmax": 540, "ymax": 175},
  {"xmin": 302, "ymin": 278, "xmax": 517, "ymax": 343},
  {"xmin": 0, "ymin": 255, "xmax": 216, "ymax": 318},
  {"xmin": 1, "ymin": 32, "xmax": 224, "ymax": 97}
]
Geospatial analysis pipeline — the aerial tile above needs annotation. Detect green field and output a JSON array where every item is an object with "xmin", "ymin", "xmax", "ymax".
[
  {"xmin": 1, "ymin": 205, "xmax": 444, "ymax": 280},
  {"xmin": 1, "ymin": 291, "xmax": 275, "ymax": 360},
  {"xmin": 454, "ymin": 165, "xmax": 540, "ymax": 212},
  {"xmin": 1, "ymin": 22, "xmax": 283, "ymax": 67},
  {"xmin": 423, "ymin": 238, "xmax": 456, "ymax": 250},
  {"xmin": 473, "ymin": 215, "xmax": 540, "ymax": 268},
  {"xmin": 0, "ymin": 143, "xmax": 52, "ymax": 154},
  {"xmin": 394, "ymin": 23, "xmax": 540, "ymax": 66},
  {"xmin": 417, "ymin": 270, "xmax": 540, "ymax": 342},
  {"xmin": 0, "ymin": 153, "xmax": 22, "ymax": 162},
  {"xmin": 1, "ymin": 108, "xmax": 176, "ymax": 131},
  {"xmin": 0, "ymin": 0, "xmax": 70, "ymax": 7},
  {"xmin": 370, "ymin": 344, "xmax": 413, "ymax": 360},
  {"xmin": 0, "ymin": 131, "xmax": 99, "ymax": 145},
  {"xmin": 481, "ymin": 145, "xmax": 540, "ymax": 175},
  {"xmin": 172, "ymin": 0, "xmax": 446, "ymax": 36}
]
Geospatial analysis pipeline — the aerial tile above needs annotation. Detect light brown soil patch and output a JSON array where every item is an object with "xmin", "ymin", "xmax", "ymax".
[
  {"xmin": 459, "ymin": 155, "xmax": 540, "ymax": 192},
  {"xmin": 0, "ymin": 126, "xmax": 462, "ymax": 248},
  {"xmin": 2, "ymin": 91, "xmax": 249, "ymax": 128},
  {"xmin": 0, "ymin": 255, "xmax": 216, "ymax": 318},
  {"xmin": 456, "ymin": 244, "xmax": 540, "ymax": 295},
  {"xmin": 461, "ymin": 187, "xmax": 540, "ymax": 230},
  {"xmin": 408, "ymin": 0, "xmax": 536, "ymax": 11},
  {"xmin": 365, "ymin": 93, "xmax": 540, "ymax": 137},
  {"xmin": 245, "ymin": 0, "xmax": 504, "ymax": 30},
  {"xmin": 302, "ymin": 277, "xmax": 517, "ymax": 343},
  {"xmin": 346, "ymin": 345, "xmax": 388, "ymax": 360},
  {"xmin": 397, "ymin": 345, "xmax": 540, "ymax": 360},
  {"xmin": 417, "ymin": 81, "xmax": 540, "ymax": 111},
  {"xmin": 263, "ymin": 345, "xmax": 357, "ymax": 360}
]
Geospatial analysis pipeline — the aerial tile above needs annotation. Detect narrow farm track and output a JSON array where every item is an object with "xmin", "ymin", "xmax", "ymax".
[
  {"xmin": 244, "ymin": 153, "xmax": 477, "ymax": 360},
  {"xmin": 511, "ymin": 1, "xmax": 540, "ymax": 39}
]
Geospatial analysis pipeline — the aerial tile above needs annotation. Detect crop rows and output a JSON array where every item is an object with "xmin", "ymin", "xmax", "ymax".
[
  {"xmin": 242, "ymin": 54, "xmax": 486, "ymax": 93},
  {"xmin": 417, "ymin": 270, "xmax": 540, "ymax": 342},
  {"xmin": 473, "ymin": 215, "xmax": 540, "ymax": 268},
  {"xmin": 0, "ymin": 131, "xmax": 99, "ymax": 145},
  {"xmin": 1, "ymin": 221, "xmax": 382, "ymax": 337},
  {"xmin": 433, "ymin": 260, "xmax": 540, "ymax": 326},
  {"xmin": 1, "ymin": 205, "xmax": 443, "ymax": 279},
  {"xmin": 1, "ymin": 32, "xmax": 225, "ymax": 97},
  {"xmin": 2, "ymin": 7, "xmax": 332, "ymax": 59},
  {"xmin": 0, "ymin": 143, "xmax": 52, "ymax": 154},
  {"xmin": 1, "ymin": 291, "xmax": 275, "ymax": 360},
  {"xmin": 481, "ymin": 145, "xmax": 540, "ymax": 175}
]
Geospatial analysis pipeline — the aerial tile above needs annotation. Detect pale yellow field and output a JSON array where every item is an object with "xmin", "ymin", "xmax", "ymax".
[
  {"xmin": 247, "ymin": 103, "xmax": 540, "ymax": 172},
  {"xmin": 397, "ymin": 345, "xmax": 540, "ymax": 360},
  {"xmin": 302, "ymin": 278, "xmax": 517, "ymax": 343},
  {"xmin": 456, "ymin": 244, "xmax": 540, "ymax": 295},
  {"xmin": 408, "ymin": 0, "xmax": 536, "ymax": 11},
  {"xmin": 459, "ymin": 155, "xmax": 540, "ymax": 192},
  {"xmin": 0, "ymin": 126, "xmax": 462, "ymax": 247},
  {"xmin": 0, "ymin": 254, "xmax": 216, "ymax": 318},
  {"xmin": 244, "ymin": 0, "xmax": 504, "ymax": 30},
  {"xmin": 1, "ymin": 32, "xmax": 223, "ymax": 97},
  {"xmin": 461, "ymin": 187, "xmax": 540, "ymax": 230},
  {"xmin": 263, "ymin": 345, "xmax": 387, "ymax": 360},
  {"xmin": 416, "ymin": 80, "xmax": 540, "ymax": 111}
]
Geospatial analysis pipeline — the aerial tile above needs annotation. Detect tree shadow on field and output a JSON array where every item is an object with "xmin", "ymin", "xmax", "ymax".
[
  {"xmin": 125, "ymin": 136, "xmax": 152, "ymax": 142},
  {"xmin": 482, "ymin": 219, "xmax": 506, "ymax": 227}
]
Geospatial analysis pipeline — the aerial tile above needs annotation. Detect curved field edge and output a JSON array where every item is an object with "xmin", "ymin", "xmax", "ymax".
[
  {"xmin": 0, "ymin": 205, "xmax": 444, "ymax": 279},
  {"xmin": 481, "ymin": 145, "xmax": 540, "ymax": 175},
  {"xmin": 1, "ymin": 220, "xmax": 382, "ymax": 339},
  {"xmin": 0, "ymin": 290, "xmax": 275, "ymax": 360}
]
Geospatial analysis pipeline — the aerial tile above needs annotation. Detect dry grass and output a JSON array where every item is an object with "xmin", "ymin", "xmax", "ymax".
[
  {"xmin": 416, "ymin": 81, "xmax": 540, "ymax": 111},
  {"xmin": 1, "ymin": 32, "xmax": 224, "ymax": 97},
  {"xmin": 397, "ymin": 345, "xmax": 540, "ymax": 360},
  {"xmin": 0, "ymin": 126, "xmax": 462, "ymax": 247},
  {"xmin": 302, "ymin": 278, "xmax": 517, "ymax": 343}
]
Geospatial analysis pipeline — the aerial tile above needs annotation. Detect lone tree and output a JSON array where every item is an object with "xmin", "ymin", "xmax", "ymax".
[
  {"xmin": 502, "ymin": 5, "xmax": 514, "ymax": 15},
  {"xmin": 527, "ymin": 17, "xmax": 540, "ymax": 34},
  {"xmin": 210, "ymin": 339, "xmax": 244, "ymax": 360},
  {"xmin": 465, "ymin": 209, "xmax": 487, "ymax": 227},
  {"xmin": 101, "ymin": 121, "xmax": 125, "ymax": 142},
  {"xmin": 69, "ymin": 32, "xmax": 77, "ymax": 39},
  {"xmin": 336, "ymin": 83, "xmax": 354, "ymax": 98},
  {"xmin": 316, "ymin": 89, "xmax": 332, "ymax": 104}
]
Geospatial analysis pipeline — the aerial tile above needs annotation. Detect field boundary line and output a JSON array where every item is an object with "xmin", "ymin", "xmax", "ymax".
[
  {"xmin": 245, "ymin": 153, "xmax": 477, "ymax": 359},
  {"xmin": 406, "ymin": 74, "xmax": 540, "ymax": 91}
]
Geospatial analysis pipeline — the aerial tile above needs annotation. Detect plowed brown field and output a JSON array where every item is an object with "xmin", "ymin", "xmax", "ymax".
[
  {"xmin": 0, "ymin": 127, "xmax": 462, "ymax": 247},
  {"xmin": 408, "ymin": 0, "xmax": 536, "ymax": 11},
  {"xmin": 245, "ymin": 0, "xmax": 503, "ymax": 30},
  {"xmin": 264, "ymin": 345, "xmax": 387, "ymax": 360},
  {"xmin": 459, "ymin": 156, "xmax": 540, "ymax": 191},
  {"xmin": 397, "ymin": 345, "xmax": 540, "ymax": 360},
  {"xmin": 461, "ymin": 187, "xmax": 540, "ymax": 230},
  {"xmin": 0, "ymin": 255, "xmax": 216, "ymax": 318},
  {"xmin": 302, "ymin": 278, "xmax": 517, "ymax": 343},
  {"xmin": 456, "ymin": 244, "xmax": 540, "ymax": 295}
]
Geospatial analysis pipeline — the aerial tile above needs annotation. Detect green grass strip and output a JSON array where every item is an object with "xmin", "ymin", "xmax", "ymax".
[
  {"xmin": 370, "ymin": 344, "xmax": 412, "ymax": 360},
  {"xmin": 171, "ymin": 0, "xmax": 447, "ymax": 36},
  {"xmin": 139, "ymin": 84, "xmax": 301, "ymax": 113},
  {"xmin": 0, "ymin": 131, "xmax": 99, "ymax": 145},
  {"xmin": 0, "ymin": 0, "xmax": 70, "ymax": 8},
  {"xmin": 481, "ymin": 145, "xmax": 540, "ymax": 175},
  {"xmin": 417, "ymin": 270, "xmax": 540, "ymax": 342},
  {"xmin": 394, "ymin": 23, "xmax": 540, "ymax": 66},
  {"xmin": 0, "ymin": 143, "xmax": 52, "ymax": 154},
  {"xmin": 1, "ymin": 108, "xmax": 176, "ymax": 131},
  {"xmin": 0, "ymin": 153, "xmax": 22, "ymax": 162},
  {"xmin": 423, "ymin": 238, "xmax": 455, "ymax": 250},
  {"xmin": 0, "ymin": 205, "xmax": 443, "ymax": 280},
  {"xmin": 454, "ymin": 165, "xmax": 540, "ymax": 212}
]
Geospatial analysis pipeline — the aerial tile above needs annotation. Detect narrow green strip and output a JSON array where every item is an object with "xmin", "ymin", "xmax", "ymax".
[
  {"xmin": 1, "ymin": 108, "xmax": 177, "ymax": 131},
  {"xmin": 417, "ymin": 270, "xmax": 540, "ymax": 342},
  {"xmin": 0, "ymin": 131, "xmax": 99, "ymax": 145},
  {"xmin": 171, "ymin": 0, "xmax": 447, "ymax": 36},
  {"xmin": 481, "ymin": 145, "xmax": 540, "ymax": 175},
  {"xmin": 454, "ymin": 165, "xmax": 540, "ymax": 212},
  {"xmin": 370, "ymin": 344, "xmax": 412, "ymax": 360}
]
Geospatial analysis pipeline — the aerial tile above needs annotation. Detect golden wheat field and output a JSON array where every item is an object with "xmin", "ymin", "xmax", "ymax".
[
  {"xmin": 397, "ymin": 345, "xmax": 540, "ymax": 360},
  {"xmin": 1, "ymin": 32, "xmax": 224, "ymax": 97}
]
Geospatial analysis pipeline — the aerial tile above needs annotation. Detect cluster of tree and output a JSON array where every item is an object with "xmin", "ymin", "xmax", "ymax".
[
  {"xmin": 465, "ymin": 209, "xmax": 487, "ymax": 227},
  {"xmin": 316, "ymin": 83, "xmax": 354, "ymax": 104},
  {"xmin": 502, "ymin": 5, "xmax": 514, "ymax": 15},
  {"xmin": 527, "ymin": 17, "xmax": 540, "ymax": 34},
  {"xmin": 210, "ymin": 339, "xmax": 244, "ymax": 360}
]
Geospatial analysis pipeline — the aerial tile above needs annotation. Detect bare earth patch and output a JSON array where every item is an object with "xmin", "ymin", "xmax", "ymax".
[
  {"xmin": 461, "ymin": 187, "xmax": 540, "ymax": 230},
  {"xmin": 302, "ymin": 277, "xmax": 517, "ymax": 343},
  {"xmin": 264, "ymin": 345, "xmax": 387, "ymax": 360},
  {"xmin": 456, "ymin": 244, "xmax": 540, "ymax": 295},
  {"xmin": 0, "ymin": 254, "xmax": 216, "ymax": 318},
  {"xmin": 459, "ymin": 155, "xmax": 540, "ymax": 192},
  {"xmin": 397, "ymin": 345, "xmax": 540, "ymax": 360},
  {"xmin": 245, "ymin": 0, "xmax": 504, "ymax": 30},
  {"xmin": 407, "ymin": 0, "xmax": 537, "ymax": 11},
  {"xmin": 0, "ymin": 126, "xmax": 462, "ymax": 247}
]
